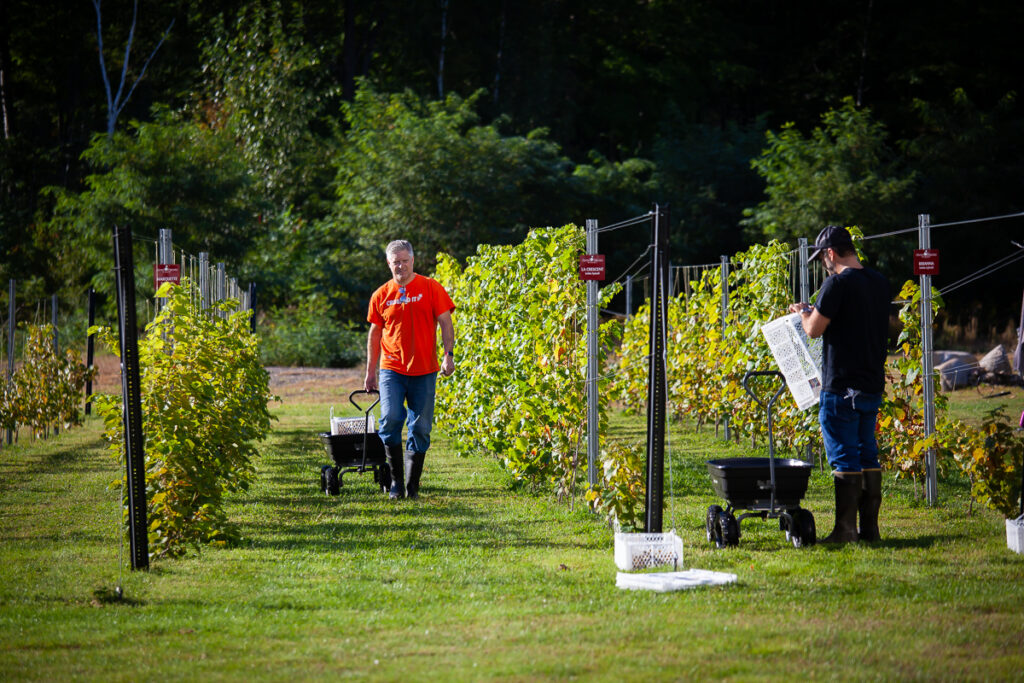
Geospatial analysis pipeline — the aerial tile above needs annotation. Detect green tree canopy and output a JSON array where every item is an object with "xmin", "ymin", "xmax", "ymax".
[
  {"xmin": 741, "ymin": 98, "xmax": 916, "ymax": 246},
  {"xmin": 42, "ymin": 106, "xmax": 256, "ymax": 295}
]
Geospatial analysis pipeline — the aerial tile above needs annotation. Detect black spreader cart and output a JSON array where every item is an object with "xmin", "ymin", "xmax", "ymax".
[
  {"xmin": 705, "ymin": 371, "xmax": 817, "ymax": 548},
  {"xmin": 318, "ymin": 390, "xmax": 391, "ymax": 495}
]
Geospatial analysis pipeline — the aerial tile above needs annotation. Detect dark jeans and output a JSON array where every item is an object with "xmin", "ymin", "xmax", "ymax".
[
  {"xmin": 818, "ymin": 389, "xmax": 883, "ymax": 472},
  {"xmin": 378, "ymin": 369, "xmax": 437, "ymax": 454}
]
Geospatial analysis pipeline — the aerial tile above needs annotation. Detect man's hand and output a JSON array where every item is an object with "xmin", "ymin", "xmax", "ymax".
[
  {"xmin": 788, "ymin": 302, "xmax": 812, "ymax": 315},
  {"xmin": 440, "ymin": 354, "xmax": 455, "ymax": 377},
  {"xmin": 789, "ymin": 302, "xmax": 829, "ymax": 338},
  {"xmin": 364, "ymin": 372, "xmax": 378, "ymax": 392}
]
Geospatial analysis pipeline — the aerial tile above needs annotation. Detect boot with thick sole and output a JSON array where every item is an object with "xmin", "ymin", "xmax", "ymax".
[
  {"xmin": 385, "ymin": 444, "xmax": 405, "ymax": 499},
  {"xmin": 821, "ymin": 471, "xmax": 862, "ymax": 544},
  {"xmin": 859, "ymin": 468, "xmax": 882, "ymax": 542},
  {"xmin": 404, "ymin": 450, "xmax": 425, "ymax": 499}
]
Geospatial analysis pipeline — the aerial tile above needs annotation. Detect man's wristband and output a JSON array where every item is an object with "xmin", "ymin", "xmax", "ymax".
[{"xmin": 445, "ymin": 350, "xmax": 455, "ymax": 359}]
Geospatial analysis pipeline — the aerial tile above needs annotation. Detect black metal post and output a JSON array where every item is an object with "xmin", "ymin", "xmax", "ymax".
[
  {"xmin": 6, "ymin": 279, "xmax": 14, "ymax": 445},
  {"xmin": 52, "ymin": 294, "xmax": 58, "ymax": 436},
  {"xmin": 248, "ymin": 281, "xmax": 257, "ymax": 334},
  {"xmin": 645, "ymin": 203, "xmax": 670, "ymax": 533},
  {"xmin": 112, "ymin": 224, "xmax": 149, "ymax": 570},
  {"xmin": 86, "ymin": 287, "xmax": 95, "ymax": 415}
]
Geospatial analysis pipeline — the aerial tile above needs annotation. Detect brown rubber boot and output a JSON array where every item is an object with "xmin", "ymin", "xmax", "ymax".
[
  {"xmin": 858, "ymin": 469, "xmax": 882, "ymax": 542},
  {"xmin": 821, "ymin": 471, "xmax": 862, "ymax": 544}
]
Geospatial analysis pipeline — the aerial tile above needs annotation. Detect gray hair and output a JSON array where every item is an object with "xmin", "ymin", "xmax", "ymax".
[{"xmin": 385, "ymin": 240, "xmax": 414, "ymax": 258}]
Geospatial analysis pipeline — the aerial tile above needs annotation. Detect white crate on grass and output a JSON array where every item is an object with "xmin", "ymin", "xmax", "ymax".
[
  {"xmin": 1007, "ymin": 515, "xmax": 1024, "ymax": 555},
  {"xmin": 614, "ymin": 531, "xmax": 684, "ymax": 571}
]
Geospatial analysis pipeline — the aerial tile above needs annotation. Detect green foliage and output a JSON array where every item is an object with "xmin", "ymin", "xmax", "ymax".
[
  {"xmin": 92, "ymin": 280, "xmax": 275, "ymax": 558},
  {"xmin": 876, "ymin": 279, "xmax": 947, "ymax": 484},
  {"xmin": 946, "ymin": 408, "xmax": 1023, "ymax": 518},
  {"xmin": 41, "ymin": 107, "xmax": 256, "ymax": 295},
  {"xmin": 612, "ymin": 252, "xmax": 1020, "ymax": 518},
  {"xmin": 584, "ymin": 441, "xmax": 646, "ymax": 531},
  {"xmin": 611, "ymin": 240, "xmax": 817, "ymax": 453},
  {"xmin": 331, "ymin": 84, "xmax": 582, "ymax": 269},
  {"xmin": 195, "ymin": 3, "xmax": 335, "ymax": 216},
  {"xmin": 741, "ymin": 98, "xmax": 916, "ymax": 246},
  {"xmin": 0, "ymin": 324, "xmax": 93, "ymax": 438},
  {"xmin": 259, "ymin": 295, "xmax": 364, "ymax": 368},
  {"xmin": 434, "ymin": 225, "xmax": 622, "ymax": 511}
]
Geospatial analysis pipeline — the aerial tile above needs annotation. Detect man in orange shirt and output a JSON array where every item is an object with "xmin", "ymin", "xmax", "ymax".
[{"xmin": 365, "ymin": 240, "xmax": 456, "ymax": 499}]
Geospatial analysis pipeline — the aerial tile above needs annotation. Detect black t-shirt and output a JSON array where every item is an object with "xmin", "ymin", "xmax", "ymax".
[{"xmin": 815, "ymin": 266, "xmax": 891, "ymax": 394}]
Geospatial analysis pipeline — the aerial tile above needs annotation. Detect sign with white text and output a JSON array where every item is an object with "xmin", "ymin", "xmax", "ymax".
[
  {"xmin": 153, "ymin": 263, "xmax": 182, "ymax": 290},
  {"xmin": 579, "ymin": 254, "xmax": 606, "ymax": 281},
  {"xmin": 913, "ymin": 249, "xmax": 940, "ymax": 276}
]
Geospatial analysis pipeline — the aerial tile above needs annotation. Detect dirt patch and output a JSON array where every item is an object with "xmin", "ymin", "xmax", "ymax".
[
  {"xmin": 264, "ymin": 366, "xmax": 365, "ymax": 401},
  {"xmin": 88, "ymin": 353, "xmax": 364, "ymax": 402}
]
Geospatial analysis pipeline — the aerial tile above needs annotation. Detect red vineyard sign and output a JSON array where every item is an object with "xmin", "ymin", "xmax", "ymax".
[
  {"xmin": 579, "ymin": 254, "xmax": 606, "ymax": 281},
  {"xmin": 154, "ymin": 263, "xmax": 182, "ymax": 290},
  {"xmin": 913, "ymin": 249, "xmax": 939, "ymax": 276}
]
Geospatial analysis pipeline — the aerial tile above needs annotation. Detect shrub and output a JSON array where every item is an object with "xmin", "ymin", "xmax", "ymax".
[
  {"xmin": 259, "ymin": 295, "xmax": 364, "ymax": 367},
  {"xmin": 93, "ymin": 281, "xmax": 275, "ymax": 559}
]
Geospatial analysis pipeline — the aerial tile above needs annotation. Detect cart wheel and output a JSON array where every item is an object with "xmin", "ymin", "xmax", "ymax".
[
  {"xmin": 718, "ymin": 510, "xmax": 740, "ymax": 547},
  {"xmin": 326, "ymin": 466, "xmax": 341, "ymax": 496},
  {"xmin": 791, "ymin": 509, "xmax": 816, "ymax": 548},
  {"xmin": 706, "ymin": 505, "xmax": 724, "ymax": 543},
  {"xmin": 320, "ymin": 465, "xmax": 332, "ymax": 494}
]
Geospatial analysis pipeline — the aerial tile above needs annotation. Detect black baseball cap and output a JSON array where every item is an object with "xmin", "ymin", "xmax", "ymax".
[{"xmin": 808, "ymin": 225, "xmax": 854, "ymax": 261}]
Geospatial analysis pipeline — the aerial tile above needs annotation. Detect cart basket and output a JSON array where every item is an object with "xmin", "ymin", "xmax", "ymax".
[{"xmin": 706, "ymin": 457, "xmax": 813, "ymax": 510}]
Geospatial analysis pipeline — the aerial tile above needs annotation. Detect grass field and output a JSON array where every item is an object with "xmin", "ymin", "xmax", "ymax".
[{"xmin": 1, "ymin": 380, "xmax": 1022, "ymax": 681}]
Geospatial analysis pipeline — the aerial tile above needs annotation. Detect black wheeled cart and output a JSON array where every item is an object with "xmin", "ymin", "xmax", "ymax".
[
  {"xmin": 317, "ymin": 390, "xmax": 391, "ymax": 495},
  {"xmin": 705, "ymin": 371, "xmax": 816, "ymax": 548}
]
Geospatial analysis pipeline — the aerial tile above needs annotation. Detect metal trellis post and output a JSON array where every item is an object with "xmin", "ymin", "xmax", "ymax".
[
  {"xmin": 645, "ymin": 204, "xmax": 669, "ymax": 533},
  {"xmin": 86, "ymin": 287, "xmax": 95, "ymax": 415},
  {"xmin": 585, "ymin": 219, "xmax": 600, "ymax": 487},
  {"xmin": 112, "ymin": 224, "xmax": 150, "ymax": 570},
  {"xmin": 625, "ymin": 275, "xmax": 633, "ymax": 320},
  {"xmin": 720, "ymin": 255, "xmax": 730, "ymax": 441},
  {"xmin": 798, "ymin": 237, "xmax": 810, "ymax": 304},
  {"xmin": 919, "ymin": 214, "xmax": 938, "ymax": 506},
  {"xmin": 52, "ymin": 294, "xmax": 58, "ymax": 436},
  {"xmin": 6, "ymin": 279, "xmax": 14, "ymax": 445},
  {"xmin": 199, "ymin": 252, "xmax": 210, "ymax": 310}
]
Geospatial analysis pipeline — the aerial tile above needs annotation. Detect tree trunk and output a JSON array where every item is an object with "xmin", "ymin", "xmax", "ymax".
[
  {"xmin": 0, "ymin": 0, "xmax": 13, "ymax": 138},
  {"xmin": 437, "ymin": 0, "xmax": 448, "ymax": 99},
  {"xmin": 341, "ymin": 0, "xmax": 357, "ymax": 100}
]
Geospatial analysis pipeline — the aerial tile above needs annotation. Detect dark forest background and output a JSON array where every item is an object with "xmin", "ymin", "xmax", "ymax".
[{"xmin": 2, "ymin": 0, "xmax": 1023, "ymax": 341}]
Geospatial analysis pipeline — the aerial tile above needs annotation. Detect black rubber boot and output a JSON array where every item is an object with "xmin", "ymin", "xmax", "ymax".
[
  {"xmin": 385, "ymin": 444, "xmax": 405, "ymax": 499},
  {"xmin": 821, "ymin": 471, "xmax": 862, "ymax": 544},
  {"xmin": 859, "ymin": 469, "xmax": 883, "ymax": 542},
  {"xmin": 404, "ymin": 450, "xmax": 425, "ymax": 499}
]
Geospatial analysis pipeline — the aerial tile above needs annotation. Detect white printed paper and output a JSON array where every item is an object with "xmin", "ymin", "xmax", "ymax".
[{"xmin": 761, "ymin": 312, "xmax": 823, "ymax": 410}]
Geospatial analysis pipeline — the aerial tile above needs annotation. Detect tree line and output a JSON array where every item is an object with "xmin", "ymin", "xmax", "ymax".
[{"xmin": 2, "ymin": 0, "xmax": 1022, "ymax": 336}]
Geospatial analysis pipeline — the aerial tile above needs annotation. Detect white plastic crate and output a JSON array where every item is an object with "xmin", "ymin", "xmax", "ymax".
[
  {"xmin": 1007, "ymin": 515, "xmax": 1024, "ymax": 555},
  {"xmin": 330, "ymin": 405, "xmax": 375, "ymax": 436},
  {"xmin": 330, "ymin": 415, "xmax": 375, "ymax": 436},
  {"xmin": 614, "ymin": 531, "xmax": 684, "ymax": 571}
]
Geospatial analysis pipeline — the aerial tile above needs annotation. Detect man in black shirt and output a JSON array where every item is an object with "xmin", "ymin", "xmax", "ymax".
[{"xmin": 789, "ymin": 226, "xmax": 891, "ymax": 543}]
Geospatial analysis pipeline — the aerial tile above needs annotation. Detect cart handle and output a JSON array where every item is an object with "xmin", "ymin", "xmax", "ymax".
[
  {"xmin": 742, "ymin": 371, "xmax": 786, "ymax": 410},
  {"xmin": 348, "ymin": 390, "xmax": 380, "ymax": 473},
  {"xmin": 349, "ymin": 390, "xmax": 380, "ymax": 415}
]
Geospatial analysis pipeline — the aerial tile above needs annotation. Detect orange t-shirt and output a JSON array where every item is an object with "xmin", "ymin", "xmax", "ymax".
[{"xmin": 367, "ymin": 274, "xmax": 455, "ymax": 376}]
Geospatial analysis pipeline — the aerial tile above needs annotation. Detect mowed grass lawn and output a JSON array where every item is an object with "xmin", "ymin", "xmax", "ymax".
[{"xmin": 1, "ymin": 384, "xmax": 1023, "ymax": 681}]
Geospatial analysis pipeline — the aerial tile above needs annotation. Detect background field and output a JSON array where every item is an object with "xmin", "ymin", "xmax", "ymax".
[{"xmin": 1, "ymin": 369, "xmax": 1022, "ymax": 681}]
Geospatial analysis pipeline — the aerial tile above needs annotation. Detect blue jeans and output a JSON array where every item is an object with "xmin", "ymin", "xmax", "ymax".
[
  {"xmin": 818, "ymin": 389, "xmax": 883, "ymax": 473},
  {"xmin": 378, "ymin": 369, "xmax": 437, "ymax": 454}
]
